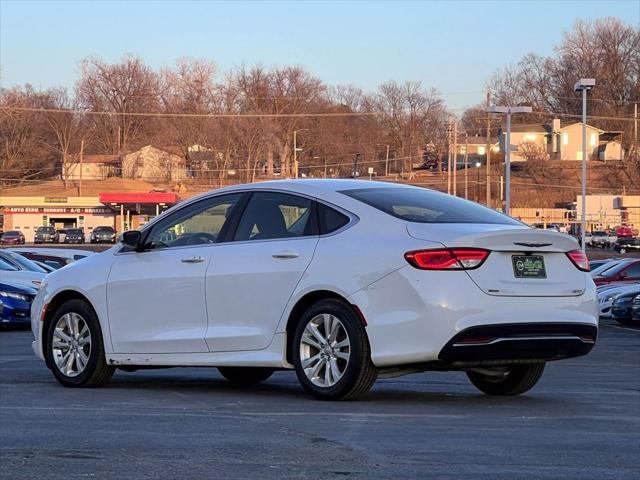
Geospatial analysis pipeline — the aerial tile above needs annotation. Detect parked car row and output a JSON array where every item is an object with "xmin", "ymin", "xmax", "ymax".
[
  {"xmin": 0, "ymin": 248, "xmax": 95, "ymax": 328},
  {"xmin": 594, "ymin": 258, "xmax": 640, "ymax": 324},
  {"xmin": 1, "ymin": 226, "xmax": 118, "ymax": 245}
]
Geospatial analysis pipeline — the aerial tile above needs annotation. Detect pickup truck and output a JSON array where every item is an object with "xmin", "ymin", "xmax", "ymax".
[{"xmin": 590, "ymin": 231, "xmax": 617, "ymax": 249}]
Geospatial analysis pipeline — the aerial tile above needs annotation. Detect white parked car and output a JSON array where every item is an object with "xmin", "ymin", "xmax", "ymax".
[{"xmin": 30, "ymin": 180, "xmax": 598, "ymax": 400}]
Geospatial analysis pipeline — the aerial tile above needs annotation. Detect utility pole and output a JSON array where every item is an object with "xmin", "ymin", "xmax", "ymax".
[
  {"xmin": 453, "ymin": 120, "xmax": 458, "ymax": 196},
  {"xmin": 634, "ymin": 103, "xmax": 638, "ymax": 163},
  {"xmin": 486, "ymin": 105, "xmax": 532, "ymax": 215},
  {"xmin": 447, "ymin": 119, "xmax": 452, "ymax": 194},
  {"xmin": 485, "ymin": 92, "xmax": 492, "ymax": 207},
  {"xmin": 353, "ymin": 153, "xmax": 361, "ymax": 179},
  {"xmin": 464, "ymin": 132, "xmax": 469, "ymax": 199},
  {"xmin": 79, "ymin": 138, "xmax": 84, "ymax": 197},
  {"xmin": 385, "ymin": 144, "xmax": 390, "ymax": 176}
]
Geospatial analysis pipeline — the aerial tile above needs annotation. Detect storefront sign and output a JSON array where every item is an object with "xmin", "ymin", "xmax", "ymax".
[{"xmin": 3, "ymin": 207, "xmax": 112, "ymax": 215}]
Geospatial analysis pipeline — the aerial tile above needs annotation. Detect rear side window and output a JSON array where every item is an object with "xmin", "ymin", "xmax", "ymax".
[
  {"xmin": 318, "ymin": 203, "xmax": 350, "ymax": 234},
  {"xmin": 341, "ymin": 187, "xmax": 521, "ymax": 225}
]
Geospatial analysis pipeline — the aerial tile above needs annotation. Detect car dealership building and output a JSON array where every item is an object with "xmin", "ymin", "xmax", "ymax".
[{"xmin": 0, "ymin": 179, "xmax": 179, "ymax": 242}]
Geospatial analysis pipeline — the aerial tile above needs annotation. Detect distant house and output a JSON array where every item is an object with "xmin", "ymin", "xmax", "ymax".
[
  {"xmin": 457, "ymin": 136, "xmax": 500, "ymax": 166},
  {"xmin": 497, "ymin": 118, "xmax": 622, "ymax": 162},
  {"xmin": 62, "ymin": 154, "xmax": 120, "ymax": 181},
  {"xmin": 121, "ymin": 145, "xmax": 187, "ymax": 182}
]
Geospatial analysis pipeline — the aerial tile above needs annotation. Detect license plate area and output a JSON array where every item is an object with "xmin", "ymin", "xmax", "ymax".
[{"xmin": 512, "ymin": 255, "xmax": 546, "ymax": 279}]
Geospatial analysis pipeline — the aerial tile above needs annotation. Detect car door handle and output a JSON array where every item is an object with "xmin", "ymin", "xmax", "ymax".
[
  {"xmin": 272, "ymin": 251, "xmax": 299, "ymax": 259},
  {"xmin": 181, "ymin": 256, "xmax": 205, "ymax": 264}
]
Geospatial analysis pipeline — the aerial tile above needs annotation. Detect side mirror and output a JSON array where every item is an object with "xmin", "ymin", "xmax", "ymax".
[{"xmin": 120, "ymin": 230, "xmax": 143, "ymax": 250}]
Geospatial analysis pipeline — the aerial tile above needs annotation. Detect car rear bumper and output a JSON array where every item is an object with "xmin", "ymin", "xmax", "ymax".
[
  {"xmin": 349, "ymin": 265, "xmax": 598, "ymax": 368},
  {"xmin": 438, "ymin": 322, "xmax": 596, "ymax": 365}
]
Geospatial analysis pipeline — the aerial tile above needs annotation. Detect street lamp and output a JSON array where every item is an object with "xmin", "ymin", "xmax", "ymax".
[
  {"xmin": 475, "ymin": 161, "xmax": 481, "ymax": 202},
  {"xmin": 486, "ymin": 105, "xmax": 532, "ymax": 215},
  {"xmin": 293, "ymin": 129, "xmax": 309, "ymax": 179},
  {"xmin": 574, "ymin": 78, "xmax": 596, "ymax": 252}
]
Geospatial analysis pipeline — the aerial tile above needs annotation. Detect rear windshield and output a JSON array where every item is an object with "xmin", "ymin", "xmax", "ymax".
[{"xmin": 340, "ymin": 187, "xmax": 521, "ymax": 225}]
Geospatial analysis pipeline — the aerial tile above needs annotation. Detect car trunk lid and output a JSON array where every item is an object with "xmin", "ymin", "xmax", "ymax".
[{"xmin": 406, "ymin": 223, "xmax": 587, "ymax": 297}]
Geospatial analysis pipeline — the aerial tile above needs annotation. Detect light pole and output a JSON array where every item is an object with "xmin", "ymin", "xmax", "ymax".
[
  {"xmin": 475, "ymin": 161, "xmax": 481, "ymax": 202},
  {"xmin": 293, "ymin": 129, "xmax": 308, "ymax": 179},
  {"xmin": 486, "ymin": 105, "xmax": 532, "ymax": 215},
  {"xmin": 574, "ymin": 78, "xmax": 596, "ymax": 252}
]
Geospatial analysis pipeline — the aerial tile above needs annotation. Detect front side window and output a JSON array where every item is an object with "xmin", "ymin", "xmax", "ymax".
[
  {"xmin": 234, "ymin": 192, "xmax": 315, "ymax": 241},
  {"xmin": 341, "ymin": 187, "xmax": 521, "ymax": 225},
  {"xmin": 145, "ymin": 193, "xmax": 242, "ymax": 249}
]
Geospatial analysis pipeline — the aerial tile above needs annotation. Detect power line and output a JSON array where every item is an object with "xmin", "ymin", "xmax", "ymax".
[{"xmin": 0, "ymin": 106, "xmax": 378, "ymax": 118}]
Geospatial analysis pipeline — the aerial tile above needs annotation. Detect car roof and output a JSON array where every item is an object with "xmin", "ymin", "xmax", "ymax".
[{"xmin": 221, "ymin": 179, "xmax": 411, "ymax": 194}]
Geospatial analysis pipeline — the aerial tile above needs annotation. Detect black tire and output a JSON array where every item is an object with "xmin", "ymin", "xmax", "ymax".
[
  {"xmin": 292, "ymin": 299, "xmax": 377, "ymax": 401},
  {"xmin": 467, "ymin": 363, "xmax": 545, "ymax": 396},
  {"xmin": 218, "ymin": 367, "xmax": 274, "ymax": 385},
  {"xmin": 45, "ymin": 299, "xmax": 115, "ymax": 388},
  {"xmin": 619, "ymin": 248, "xmax": 627, "ymax": 254}
]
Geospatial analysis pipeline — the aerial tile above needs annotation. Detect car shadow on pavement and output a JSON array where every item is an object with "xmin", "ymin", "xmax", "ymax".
[{"xmin": 105, "ymin": 369, "xmax": 557, "ymax": 407}]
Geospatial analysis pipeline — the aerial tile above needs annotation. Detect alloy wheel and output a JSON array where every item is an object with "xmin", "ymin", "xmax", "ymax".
[
  {"xmin": 51, "ymin": 312, "xmax": 92, "ymax": 377},
  {"xmin": 299, "ymin": 313, "xmax": 351, "ymax": 388}
]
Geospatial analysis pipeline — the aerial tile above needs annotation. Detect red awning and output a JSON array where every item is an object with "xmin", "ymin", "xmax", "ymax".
[{"xmin": 99, "ymin": 192, "xmax": 179, "ymax": 205}]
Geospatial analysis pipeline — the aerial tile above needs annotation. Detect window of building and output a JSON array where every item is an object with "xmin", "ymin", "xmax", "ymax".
[
  {"xmin": 576, "ymin": 151, "xmax": 583, "ymax": 161},
  {"xmin": 563, "ymin": 132, "xmax": 569, "ymax": 146},
  {"xmin": 477, "ymin": 146, "xmax": 486, "ymax": 155},
  {"xmin": 590, "ymin": 132, "xmax": 597, "ymax": 146}
]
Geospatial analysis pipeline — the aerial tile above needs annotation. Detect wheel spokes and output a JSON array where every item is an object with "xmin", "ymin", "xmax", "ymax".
[
  {"xmin": 299, "ymin": 314, "xmax": 351, "ymax": 388},
  {"xmin": 52, "ymin": 312, "xmax": 92, "ymax": 378}
]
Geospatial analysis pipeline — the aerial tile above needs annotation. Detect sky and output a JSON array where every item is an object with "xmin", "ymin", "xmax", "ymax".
[{"xmin": 1, "ymin": 0, "xmax": 638, "ymax": 111}]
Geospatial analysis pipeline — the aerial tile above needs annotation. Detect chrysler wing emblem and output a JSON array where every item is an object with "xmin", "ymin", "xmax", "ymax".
[{"xmin": 513, "ymin": 242, "xmax": 553, "ymax": 248}]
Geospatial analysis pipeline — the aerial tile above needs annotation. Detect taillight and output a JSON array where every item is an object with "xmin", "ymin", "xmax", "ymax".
[
  {"xmin": 566, "ymin": 250, "xmax": 590, "ymax": 272},
  {"xmin": 404, "ymin": 248, "xmax": 490, "ymax": 270}
]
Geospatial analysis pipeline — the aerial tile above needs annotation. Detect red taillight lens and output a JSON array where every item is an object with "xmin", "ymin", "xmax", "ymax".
[
  {"xmin": 566, "ymin": 250, "xmax": 590, "ymax": 272},
  {"xmin": 404, "ymin": 248, "xmax": 490, "ymax": 270}
]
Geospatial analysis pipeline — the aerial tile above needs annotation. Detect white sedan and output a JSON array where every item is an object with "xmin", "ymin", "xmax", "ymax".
[{"xmin": 31, "ymin": 180, "xmax": 598, "ymax": 400}]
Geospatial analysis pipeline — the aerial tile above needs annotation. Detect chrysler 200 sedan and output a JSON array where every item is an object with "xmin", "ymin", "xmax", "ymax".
[{"xmin": 31, "ymin": 180, "xmax": 598, "ymax": 400}]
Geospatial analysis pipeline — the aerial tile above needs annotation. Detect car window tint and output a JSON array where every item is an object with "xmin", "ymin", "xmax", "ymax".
[
  {"xmin": 341, "ymin": 187, "xmax": 521, "ymax": 225},
  {"xmin": 234, "ymin": 192, "xmax": 314, "ymax": 241},
  {"xmin": 146, "ymin": 193, "xmax": 242, "ymax": 250},
  {"xmin": 319, "ymin": 203, "xmax": 350, "ymax": 234},
  {"xmin": 0, "ymin": 257, "xmax": 19, "ymax": 271},
  {"xmin": 624, "ymin": 263, "xmax": 640, "ymax": 278}
]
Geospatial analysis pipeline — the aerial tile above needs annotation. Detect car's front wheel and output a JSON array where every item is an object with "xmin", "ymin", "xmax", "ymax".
[
  {"xmin": 218, "ymin": 367, "xmax": 274, "ymax": 385},
  {"xmin": 619, "ymin": 247, "xmax": 627, "ymax": 254},
  {"xmin": 466, "ymin": 363, "xmax": 545, "ymax": 396},
  {"xmin": 45, "ymin": 299, "xmax": 114, "ymax": 387},
  {"xmin": 293, "ymin": 299, "xmax": 377, "ymax": 401}
]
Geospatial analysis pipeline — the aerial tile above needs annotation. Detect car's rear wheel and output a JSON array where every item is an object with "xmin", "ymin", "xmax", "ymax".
[
  {"xmin": 466, "ymin": 363, "xmax": 545, "ymax": 396},
  {"xmin": 45, "ymin": 299, "xmax": 114, "ymax": 387},
  {"xmin": 218, "ymin": 367, "xmax": 274, "ymax": 385},
  {"xmin": 619, "ymin": 247, "xmax": 627, "ymax": 254},
  {"xmin": 293, "ymin": 299, "xmax": 377, "ymax": 401}
]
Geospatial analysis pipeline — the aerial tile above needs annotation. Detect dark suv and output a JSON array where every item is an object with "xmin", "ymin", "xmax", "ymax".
[
  {"xmin": 615, "ymin": 237, "xmax": 640, "ymax": 254},
  {"xmin": 34, "ymin": 226, "xmax": 58, "ymax": 244},
  {"xmin": 63, "ymin": 228, "xmax": 85, "ymax": 244},
  {"xmin": 90, "ymin": 226, "xmax": 117, "ymax": 244}
]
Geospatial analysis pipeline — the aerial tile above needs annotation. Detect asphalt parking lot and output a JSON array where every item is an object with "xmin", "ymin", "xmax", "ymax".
[{"xmin": 1, "ymin": 319, "xmax": 638, "ymax": 480}]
